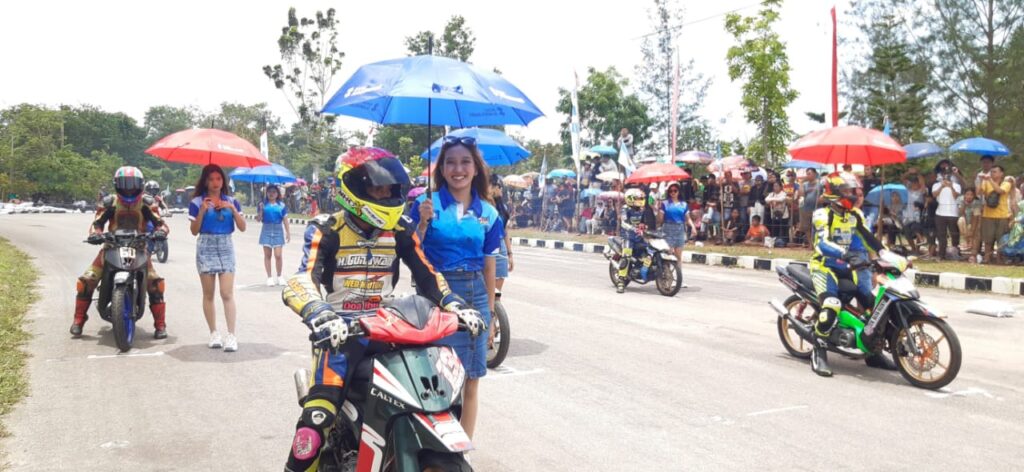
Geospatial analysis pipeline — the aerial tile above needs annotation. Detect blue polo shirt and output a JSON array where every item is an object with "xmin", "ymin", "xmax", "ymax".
[
  {"xmin": 410, "ymin": 187, "xmax": 504, "ymax": 272},
  {"xmin": 260, "ymin": 201, "xmax": 287, "ymax": 224},
  {"xmin": 188, "ymin": 194, "xmax": 242, "ymax": 234},
  {"xmin": 661, "ymin": 200, "xmax": 689, "ymax": 224}
]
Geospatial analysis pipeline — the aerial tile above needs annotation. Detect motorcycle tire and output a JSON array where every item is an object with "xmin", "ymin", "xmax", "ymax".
[
  {"xmin": 655, "ymin": 260, "xmax": 682, "ymax": 297},
  {"xmin": 486, "ymin": 300, "xmax": 511, "ymax": 369},
  {"xmin": 890, "ymin": 315, "xmax": 962, "ymax": 390},
  {"xmin": 777, "ymin": 295, "xmax": 814, "ymax": 359},
  {"xmin": 608, "ymin": 263, "xmax": 629, "ymax": 288},
  {"xmin": 110, "ymin": 284, "xmax": 136, "ymax": 352},
  {"xmin": 419, "ymin": 450, "xmax": 472, "ymax": 472},
  {"xmin": 156, "ymin": 241, "xmax": 168, "ymax": 263}
]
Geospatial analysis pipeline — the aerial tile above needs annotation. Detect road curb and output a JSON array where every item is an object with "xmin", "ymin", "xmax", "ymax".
[
  {"xmin": 244, "ymin": 214, "xmax": 310, "ymax": 226},
  {"xmin": 514, "ymin": 236, "xmax": 1023, "ymax": 296}
]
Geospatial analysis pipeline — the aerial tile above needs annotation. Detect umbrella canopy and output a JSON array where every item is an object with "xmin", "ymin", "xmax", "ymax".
[
  {"xmin": 321, "ymin": 55, "xmax": 543, "ymax": 127},
  {"xmin": 229, "ymin": 163, "xmax": 297, "ymax": 184},
  {"xmin": 295, "ymin": 178, "xmax": 308, "ymax": 186},
  {"xmin": 949, "ymin": 137, "xmax": 1010, "ymax": 157},
  {"xmin": 590, "ymin": 145, "xmax": 618, "ymax": 156},
  {"xmin": 580, "ymin": 188, "xmax": 602, "ymax": 198},
  {"xmin": 904, "ymin": 142, "xmax": 945, "ymax": 160},
  {"xmin": 422, "ymin": 128, "xmax": 530, "ymax": 166},
  {"xmin": 675, "ymin": 150, "xmax": 713, "ymax": 164},
  {"xmin": 788, "ymin": 126, "xmax": 906, "ymax": 166},
  {"xmin": 596, "ymin": 170, "xmax": 624, "ymax": 182},
  {"xmin": 502, "ymin": 174, "xmax": 530, "ymax": 189},
  {"xmin": 782, "ymin": 160, "xmax": 827, "ymax": 170},
  {"xmin": 145, "ymin": 128, "xmax": 270, "ymax": 168},
  {"xmin": 706, "ymin": 155, "xmax": 753, "ymax": 173},
  {"xmin": 597, "ymin": 191, "xmax": 624, "ymax": 202},
  {"xmin": 407, "ymin": 186, "xmax": 427, "ymax": 200},
  {"xmin": 626, "ymin": 163, "xmax": 691, "ymax": 185},
  {"xmin": 866, "ymin": 183, "xmax": 908, "ymax": 207},
  {"xmin": 520, "ymin": 171, "xmax": 541, "ymax": 179},
  {"xmin": 547, "ymin": 169, "xmax": 576, "ymax": 179}
]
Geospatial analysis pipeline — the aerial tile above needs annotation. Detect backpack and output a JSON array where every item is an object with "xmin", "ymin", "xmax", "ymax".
[{"xmin": 985, "ymin": 191, "xmax": 1001, "ymax": 209}]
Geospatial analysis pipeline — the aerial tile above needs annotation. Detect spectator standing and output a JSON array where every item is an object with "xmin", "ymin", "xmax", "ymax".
[
  {"xmin": 257, "ymin": 184, "xmax": 291, "ymax": 286},
  {"xmin": 931, "ymin": 173, "xmax": 962, "ymax": 259},
  {"xmin": 557, "ymin": 180, "xmax": 575, "ymax": 232},
  {"xmin": 974, "ymin": 155, "xmax": 996, "ymax": 190},
  {"xmin": 797, "ymin": 169, "xmax": 821, "ymax": 248},
  {"xmin": 489, "ymin": 175, "xmax": 514, "ymax": 295},
  {"xmin": 959, "ymin": 188, "xmax": 982, "ymax": 254},
  {"xmin": 412, "ymin": 137, "xmax": 502, "ymax": 439},
  {"xmin": 189, "ymin": 164, "xmax": 246, "ymax": 352},
  {"xmin": 977, "ymin": 165, "xmax": 1012, "ymax": 263},
  {"xmin": 617, "ymin": 128, "xmax": 634, "ymax": 160},
  {"xmin": 720, "ymin": 173, "xmax": 737, "ymax": 226},
  {"xmin": 766, "ymin": 182, "xmax": 791, "ymax": 245},
  {"xmin": 737, "ymin": 170, "xmax": 752, "ymax": 225}
]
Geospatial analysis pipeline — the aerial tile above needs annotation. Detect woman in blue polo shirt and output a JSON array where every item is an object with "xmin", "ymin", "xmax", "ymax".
[
  {"xmin": 189, "ymin": 164, "xmax": 246, "ymax": 353},
  {"xmin": 257, "ymin": 184, "xmax": 290, "ymax": 286},
  {"xmin": 411, "ymin": 135, "xmax": 503, "ymax": 440},
  {"xmin": 659, "ymin": 181, "xmax": 689, "ymax": 287}
]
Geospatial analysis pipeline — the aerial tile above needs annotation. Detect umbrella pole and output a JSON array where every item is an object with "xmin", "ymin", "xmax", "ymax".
[
  {"xmin": 426, "ymin": 36, "xmax": 434, "ymax": 200},
  {"xmin": 877, "ymin": 168, "xmax": 886, "ymax": 239}
]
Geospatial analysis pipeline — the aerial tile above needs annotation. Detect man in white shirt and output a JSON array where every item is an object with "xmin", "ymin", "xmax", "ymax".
[{"xmin": 932, "ymin": 174, "xmax": 962, "ymax": 259}]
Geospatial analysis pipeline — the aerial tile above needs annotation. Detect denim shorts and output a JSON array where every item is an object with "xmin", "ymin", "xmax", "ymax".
[
  {"xmin": 196, "ymin": 233, "xmax": 236, "ymax": 274},
  {"xmin": 495, "ymin": 240, "xmax": 509, "ymax": 279},
  {"xmin": 438, "ymin": 270, "xmax": 491, "ymax": 379}
]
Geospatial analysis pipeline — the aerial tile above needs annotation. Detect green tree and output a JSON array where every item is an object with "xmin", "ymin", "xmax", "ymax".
[
  {"xmin": 405, "ymin": 15, "xmax": 476, "ymax": 61},
  {"xmin": 724, "ymin": 0, "xmax": 798, "ymax": 167},
  {"xmin": 636, "ymin": 0, "xmax": 710, "ymax": 158},
  {"xmin": 554, "ymin": 67, "xmax": 652, "ymax": 156},
  {"xmin": 60, "ymin": 105, "xmax": 146, "ymax": 166}
]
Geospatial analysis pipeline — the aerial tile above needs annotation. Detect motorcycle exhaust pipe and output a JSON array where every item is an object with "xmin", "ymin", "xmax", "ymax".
[
  {"xmin": 768, "ymin": 299, "xmax": 788, "ymax": 317},
  {"xmin": 294, "ymin": 369, "xmax": 311, "ymax": 406},
  {"xmin": 770, "ymin": 300, "xmax": 817, "ymax": 342}
]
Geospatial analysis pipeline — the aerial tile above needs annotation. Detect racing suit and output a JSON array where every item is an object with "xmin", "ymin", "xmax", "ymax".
[
  {"xmin": 810, "ymin": 206, "xmax": 884, "ymax": 337},
  {"xmin": 73, "ymin": 195, "xmax": 168, "ymax": 332},
  {"xmin": 617, "ymin": 205, "xmax": 652, "ymax": 282},
  {"xmin": 281, "ymin": 212, "xmax": 464, "ymax": 472}
]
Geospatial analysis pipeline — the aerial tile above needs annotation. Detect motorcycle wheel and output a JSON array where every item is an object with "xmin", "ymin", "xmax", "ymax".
[
  {"xmin": 486, "ymin": 300, "xmax": 511, "ymax": 369},
  {"xmin": 110, "ymin": 284, "xmax": 136, "ymax": 352},
  {"xmin": 608, "ymin": 263, "xmax": 630, "ymax": 288},
  {"xmin": 655, "ymin": 259, "xmax": 682, "ymax": 297},
  {"xmin": 777, "ymin": 295, "xmax": 815, "ymax": 359},
  {"xmin": 156, "ymin": 241, "xmax": 168, "ymax": 263},
  {"xmin": 890, "ymin": 315, "xmax": 962, "ymax": 390}
]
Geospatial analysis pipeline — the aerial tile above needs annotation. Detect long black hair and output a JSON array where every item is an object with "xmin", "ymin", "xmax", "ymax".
[{"xmin": 193, "ymin": 164, "xmax": 230, "ymax": 198}]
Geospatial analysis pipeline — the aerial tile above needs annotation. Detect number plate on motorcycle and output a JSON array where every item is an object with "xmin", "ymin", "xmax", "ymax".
[
  {"xmin": 119, "ymin": 247, "xmax": 136, "ymax": 259},
  {"xmin": 865, "ymin": 296, "xmax": 891, "ymax": 336},
  {"xmin": 435, "ymin": 347, "xmax": 465, "ymax": 394}
]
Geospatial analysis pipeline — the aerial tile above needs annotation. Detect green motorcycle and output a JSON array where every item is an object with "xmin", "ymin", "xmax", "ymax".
[{"xmin": 769, "ymin": 253, "xmax": 962, "ymax": 389}]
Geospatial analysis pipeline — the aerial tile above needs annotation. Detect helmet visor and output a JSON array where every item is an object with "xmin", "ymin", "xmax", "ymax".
[{"xmin": 344, "ymin": 157, "xmax": 410, "ymax": 204}]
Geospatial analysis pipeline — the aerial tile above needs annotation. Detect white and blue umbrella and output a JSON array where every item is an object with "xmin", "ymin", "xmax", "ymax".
[
  {"xmin": 229, "ymin": 163, "xmax": 297, "ymax": 184},
  {"xmin": 782, "ymin": 160, "xmax": 827, "ymax": 170},
  {"xmin": 866, "ymin": 183, "xmax": 908, "ymax": 206},
  {"xmin": 590, "ymin": 145, "xmax": 618, "ymax": 156},
  {"xmin": 422, "ymin": 128, "xmax": 530, "ymax": 166},
  {"xmin": 903, "ymin": 142, "xmax": 945, "ymax": 159},
  {"xmin": 547, "ymin": 169, "xmax": 576, "ymax": 179},
  {"xmin": 949, "ymin": 137, "xmax": 1010, "ymax": 157}
]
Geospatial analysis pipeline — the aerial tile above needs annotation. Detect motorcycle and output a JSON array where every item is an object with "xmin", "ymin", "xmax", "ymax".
[
  {"xmin": 293, "ymin": 295, "xmax": 477, "ymax": 472},
  {"xmin": 486, "ymin": 291, "xmax": 510, "ymax": 369},
  {"xmin": 603, "ymin": 230, "xmax": 682, "ymax": 297},
  {"xmin": 768, "ymin": 252, "xmax": 962, "ymax": 389},
  {"xmin": 146, "ymin": 221, "xmax": 169, "ymax": 263},
  {"xmin": 86, "ymin": 230, "xmax": 164, "ymax": 352}
]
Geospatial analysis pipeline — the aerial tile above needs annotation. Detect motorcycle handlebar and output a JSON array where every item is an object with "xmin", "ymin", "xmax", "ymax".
[
  {"xmin": 84, "ymin": 232, "xmax": 163, "ymax": 245},
  {"xmin": 310, "ymin": 313, "xmax": 481, "ymax": 351}
]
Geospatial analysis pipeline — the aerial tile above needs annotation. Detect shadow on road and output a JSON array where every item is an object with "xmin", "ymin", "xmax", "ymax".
[
  {"xmin": 507, "ymin": 338, "xmax": 548, "ymax": 359},
  {"xmin": 165, "ymin": 342, "xmax": 289, "ymax": 363},
  {"xmin": 88, "ymin": 326, "xmax": 173, "ymax": 351},
  {"xmin": 772, "ymin": 353, "xmax": 908, "ymax": 388}
]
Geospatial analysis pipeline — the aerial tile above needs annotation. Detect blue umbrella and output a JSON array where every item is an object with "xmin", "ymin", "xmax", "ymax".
[
  {"xmin": 866, "ymin": 183, "xmax": 908, "ymax": 207},
  {"xmin": 422, "ymin": 128, "xmax": 530, "ymax": 166},
  {"xmin": 782, "ymin": 160, "xmax": 827, "ymax": 169},
  {"xmin": 949, "ymin": 137, "xmax": 1010, "ymax": 156},
  {"xmin": 590, "ymin": 145, "xmax": 618, "ymax": 156},
  {"xmin": 580, "ymin": 188, "xmax": 601, "ymax": 199},
  {"xmin": 321, "ymin": 55, "xmax": 543, "ymax": 127},
  {"xmin": 547, "ymin": 169, "xmax": 576, "ymax": 179},
  {"xmin": 229, "ymin": 163, "xmax": 297, "ymax": 184},
  {"xmin": 903, "ymin": 142, "xmax": 945, "ymax": 159}
]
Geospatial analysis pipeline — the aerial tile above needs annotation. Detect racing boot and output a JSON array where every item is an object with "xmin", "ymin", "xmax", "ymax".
[
  {"xmin": 151, "ymin": 302, "xmax": 167, "ymax": 339},
  {"xmin": 70, "ymin": 298, "xmax": 90, "ymax": 337},
  {"xmin": 864, "ymin": 353, "xmax": 897, "ymax": 371},
  {"xmin": 810, "ymin": 339, "xmax": 833, "ymax": 377},
  {"xmin": 615, "ymin": 279, "xmax": 626, "ymax": 294}
]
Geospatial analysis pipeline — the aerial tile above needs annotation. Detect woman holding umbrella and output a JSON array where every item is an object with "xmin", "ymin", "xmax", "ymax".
[
  {"xmin": 658, "ymin": 181, "xmax": 689, "ymax": 285},
  {"xmin": 257, "ymin": 184, "xmax": 291, "ymax": 286}
]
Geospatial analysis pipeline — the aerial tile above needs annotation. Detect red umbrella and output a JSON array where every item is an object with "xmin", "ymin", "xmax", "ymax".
[
  {"xmin": 788, "ymin": 126, "xmax": 906, "ymax": 166},
  {"xmin": 145, "ymin": 128, "xmax": 270, "ymax": 168},
  {"xmin": 625, "ymin": 163, "xmax": 691, "ymax": 185}
]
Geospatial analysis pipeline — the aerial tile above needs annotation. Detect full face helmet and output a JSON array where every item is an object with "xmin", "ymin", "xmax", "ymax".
[
  {"xmin": 113, "ymin": 166, "xmax": 145, "ymax": 205},
  {"xmin": 335, "ymin": 147, "xmax": 411, "ymax": 230},
  {"xmin": 822, "ymin": 171, "xmax": 860, "ymax": 212},
  {"xmin": 624, "ymin": 188, "xmax": 646, "ymax": 208},
  {"xmin": 144, "ymin": 180, "xmax": 161, "ymax": 196}
]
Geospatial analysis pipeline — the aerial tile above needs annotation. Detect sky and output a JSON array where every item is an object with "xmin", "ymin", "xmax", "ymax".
[{"xmin": 0, "ymin": 0, "xmax": 844, "ymax": 152}]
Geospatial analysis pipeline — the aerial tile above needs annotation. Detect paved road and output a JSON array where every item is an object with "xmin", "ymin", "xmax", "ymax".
[{"xmin": 2, "ymin": 213, "xmax": 1023, "ymax": 471}]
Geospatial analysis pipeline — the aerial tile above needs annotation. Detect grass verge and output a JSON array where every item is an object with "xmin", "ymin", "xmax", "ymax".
[
  {"xmin": 0, "ymin": 237, "xmax": 38, "ymax": 437},
  {"xmin": 509, "ymin": 229, "xmax": 1023, "ymax": 279}
]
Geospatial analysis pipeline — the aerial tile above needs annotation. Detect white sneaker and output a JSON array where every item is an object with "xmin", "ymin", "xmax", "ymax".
[
  {"xmin": 208, "ymin": 331, "xmax": 223, "ymax": 349},
  {"xmin": 223, "ymin": 333, "xmax": 238, "ymax": 352},
  {"xmin": 277, "ymin": 276, "xmax": 287, "ymax": 286},
  {"xmin": 266, "ymin": 277, "xmax": 275, "ymax": 287}
]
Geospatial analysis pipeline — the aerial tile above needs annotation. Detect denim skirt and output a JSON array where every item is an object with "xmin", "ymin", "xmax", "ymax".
[
  {"xmin": 495, "ymin": 239, "xmax": 510, "ymax": 279},
  {"xmin": 259, "ymin": 222, "xmax": 286, "ymax": 248},
  {"xmin": 438, "ymin": 270, "xmax": 492, "ymax": 379},
  {"xmin": 663, "ymin": 221, "xmax": 687, "ymax": 249},
  {"xmin": 196, "ymin": 233, "xmax": 236, "ymax": 274}
]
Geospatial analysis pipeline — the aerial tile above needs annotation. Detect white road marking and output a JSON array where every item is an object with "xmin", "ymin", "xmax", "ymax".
[
  {"xmin": 87, "ymin": 351, "xmax": 165, "ymax": 360},
  {"xmin": 99, "ymin": 440, "xmax": 130, "ymax": 449},
  {"xmin": 925, "ymin": 387, "xmax": 996, "ymax": 400},
  {"xmin": 484, "ymin": 365, "xmax": 545, "ymax": 379},
  {"xmin": 746, "ymin": 405, "xmax": 809, "ymax": 417}
]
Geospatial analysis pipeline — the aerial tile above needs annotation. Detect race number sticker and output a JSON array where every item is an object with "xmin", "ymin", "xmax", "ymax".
[
  {"xmin": 119, "ymin": 247, "xmax": 136, "ymax": 259},
  {"xmin": 435, "ymin": 347, "xmax": 465, "ymax": 392}
]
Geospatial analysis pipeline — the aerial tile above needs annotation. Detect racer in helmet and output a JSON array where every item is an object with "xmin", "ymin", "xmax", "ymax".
[
  {"xmin": 808, "ymin": 171, "xmax": 895, "ymax": 377},
  {"xmin": 615, "ymin": 187, "xmax": 656, "ymax": 293},
  {"xmin": 281, "ymin": 146, "xmax": 483, "ymax": 471},
  {"xmin": 144, "ymin": 180, "xmax": 169, "ymax": 235},
  {"xmin": 71, "ymin": 166, "xmax": 170, "ymax": 338}
]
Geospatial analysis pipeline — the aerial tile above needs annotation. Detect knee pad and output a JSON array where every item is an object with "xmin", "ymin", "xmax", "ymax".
[
  {"xmin": 291, "ymin": 427, "xmax": 323, "ymax": 461},
  {"xmin": 820, "ymin": 296, "xmax": 841, "ymax": 312},
  {"xmin": 148, "ymin": 278, "xmax": 165, "ymax": 303},
  {"xmin": 300, "ymin": 401, "xmax": 336, "ymax": 430},
  {"xmin": 76, "ymin": 276, "xmax": 97, "ymax": 298}
]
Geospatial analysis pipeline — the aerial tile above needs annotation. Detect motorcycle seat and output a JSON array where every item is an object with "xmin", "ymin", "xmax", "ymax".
[{"xmin": 787, "ymin": 263, "xmax": 859, "ymax": 297}]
